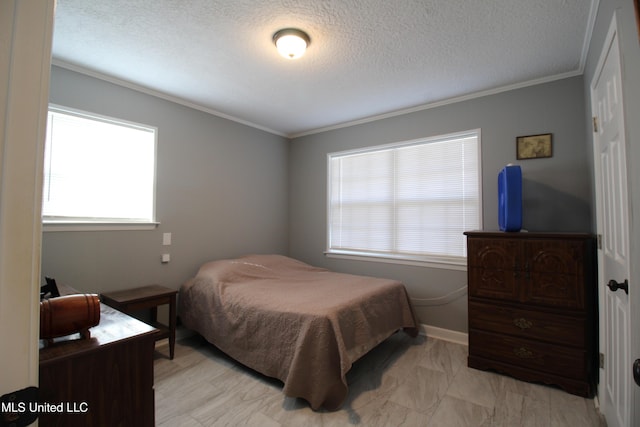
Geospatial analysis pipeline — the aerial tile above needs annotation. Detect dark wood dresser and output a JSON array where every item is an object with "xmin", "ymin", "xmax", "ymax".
[
  {"xmin": 39, "ymin": 303, "xmax": 157, "ymax": 426},
  {"xmin": 464, "ymin": 231, "xmax": 597, "ymax": 397}
]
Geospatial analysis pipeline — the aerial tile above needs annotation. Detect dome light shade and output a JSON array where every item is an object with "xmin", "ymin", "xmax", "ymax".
[{"xmin": 273, "ymin": 28, "xmax": 310, "ymax": 59}]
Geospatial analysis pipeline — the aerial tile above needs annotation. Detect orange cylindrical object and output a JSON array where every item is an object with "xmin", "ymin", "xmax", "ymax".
[{"xmin": 39, "ymin": 294, "xmax": 100, "ymax": 339}]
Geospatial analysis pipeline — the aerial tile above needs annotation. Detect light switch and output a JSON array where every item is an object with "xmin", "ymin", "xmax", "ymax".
[
  {"xmin": 161, "ymin": 254, "xmax": 171, "ymax": 263},
  {"xmin": 162, "ymin": 232, "xmax": 172, "ymax": 246}
]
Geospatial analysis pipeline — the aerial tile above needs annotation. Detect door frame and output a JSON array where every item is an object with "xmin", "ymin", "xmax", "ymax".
[{"xmin": 0, "ymin": 0, "xmax": 55, "ymax": 400}]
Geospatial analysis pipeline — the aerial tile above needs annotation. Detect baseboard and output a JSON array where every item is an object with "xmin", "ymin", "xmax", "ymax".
[{"xmin": 419, "ymin": 323, "xmax": 469, "ymax": 346}]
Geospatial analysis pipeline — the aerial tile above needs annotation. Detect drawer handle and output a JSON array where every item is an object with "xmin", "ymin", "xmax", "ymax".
[
  {"xmin": 513, "ymin": 317, "xmax": 533, "ymax": 330},
  {"xmin": 513, "ymin": 347, "xmax": 535, "ymax": 359}
]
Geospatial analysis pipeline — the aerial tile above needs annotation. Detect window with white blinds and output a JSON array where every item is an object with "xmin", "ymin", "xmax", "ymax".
[
  {"xmin": 42, "ymin": 105, "xmax": 157, "ymax": 228},
  {"xmin": 327, "ymin": 130, "xmax": 482, "ymax": 266}
]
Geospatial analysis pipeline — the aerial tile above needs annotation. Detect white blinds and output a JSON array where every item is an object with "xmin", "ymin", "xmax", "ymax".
[
  {"xmin": 328, "ymin": 130, "xmax": 481, "ymax": 264},
  {"xmin": 42, "ymin": 106, "xmax": 157, "ymax": 223}
]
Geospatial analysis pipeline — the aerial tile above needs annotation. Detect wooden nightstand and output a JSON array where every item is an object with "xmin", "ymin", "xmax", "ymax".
[{"xmin": 101, "ymin": 284, "xmax": 178, "ymax": 359}]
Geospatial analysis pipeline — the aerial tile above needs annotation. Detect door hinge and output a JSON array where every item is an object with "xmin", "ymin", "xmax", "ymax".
[
  {"xmin": 600, "ymin": 352, "xmax": 605, "ymax": 369},
  {"xmin": 593, "ymin": 116, "xmax": 599, "ymax": 133},
  {"xmin": 597, "ymin": 234, "xmax": 603, "ymax": 250}
]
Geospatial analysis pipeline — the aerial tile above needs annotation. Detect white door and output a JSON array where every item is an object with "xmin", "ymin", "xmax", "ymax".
[{"xmin": 591, "ymin": 16, "xmax": 632, "ymax": 427}]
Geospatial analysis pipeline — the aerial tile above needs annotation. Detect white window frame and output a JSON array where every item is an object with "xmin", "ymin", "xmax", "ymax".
[
  {"xmin": 42, "ymin": 105, "xmax": 159, "ymax": 232},
  {"xmin": 326, "ymin": 129, "xmax": 482, "ymax": 270}
]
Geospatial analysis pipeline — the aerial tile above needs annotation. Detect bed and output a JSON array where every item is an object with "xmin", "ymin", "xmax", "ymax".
[{"xmin": 178, "ymin": 254, "xmax": 419, "ymax": 410}]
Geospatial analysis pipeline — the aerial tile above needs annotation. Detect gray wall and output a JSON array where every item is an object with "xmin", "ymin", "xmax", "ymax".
[
  {"xmin": 289, "ymin": 76, "xmax": 591, "ymax": 333},
  {"xmin": 42, "ymin": 66, "xmax": 290, "ymax": 295},
  {"xmin": 44, "ymin": 51, "xmax": 604, "ymax": 335}
]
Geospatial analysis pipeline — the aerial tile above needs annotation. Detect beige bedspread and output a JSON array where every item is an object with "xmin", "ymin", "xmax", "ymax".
[{"xmin": 178, "ymin": 254, "xmax": 419, "ymax": 410}]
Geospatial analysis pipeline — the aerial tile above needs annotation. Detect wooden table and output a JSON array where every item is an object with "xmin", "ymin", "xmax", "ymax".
[{"xmin": 101, "ymin": 284, "xmax": 177, "ymax": 359}]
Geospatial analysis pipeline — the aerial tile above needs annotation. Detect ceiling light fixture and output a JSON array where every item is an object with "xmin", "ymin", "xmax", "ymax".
[{"xmin": 273, "ymin": 28, "xmax": 310, "ymax": 60}]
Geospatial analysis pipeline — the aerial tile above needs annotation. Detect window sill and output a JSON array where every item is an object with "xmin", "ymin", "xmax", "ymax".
[
  {"xmin": 324, "ymin": 250, "xmax": 467, "ymax": 271},
  {"xmin": 43, "ymin": 221, "xmax": 160, "ymax": 232}
]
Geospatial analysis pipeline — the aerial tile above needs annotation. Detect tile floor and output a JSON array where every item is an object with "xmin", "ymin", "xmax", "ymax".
[{"xmin": 153, "ymin": 332, "xmax": 606, "ymax": 426}]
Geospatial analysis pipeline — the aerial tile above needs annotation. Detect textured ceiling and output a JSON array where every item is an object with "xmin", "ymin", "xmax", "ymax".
[{"xmin": 51, "ymin": 0, "xmax": 596, "ymax": 137}]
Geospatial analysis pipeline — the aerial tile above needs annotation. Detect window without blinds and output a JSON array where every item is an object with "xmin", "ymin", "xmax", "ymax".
[
  {"xmin": 42, "ymin": 106, "xmax": 157, "ymax": 225},
  {"xmin": 327, "ymin": 130, "xmax": 482, "ymax": 266}
]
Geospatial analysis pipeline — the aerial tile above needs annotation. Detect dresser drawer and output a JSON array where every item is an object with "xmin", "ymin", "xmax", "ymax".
[
  {"xmin": 469, "ymin": 330, "xmax": 586, "ymax": 380},
  {"xmin": 469, "ymin": 301, "xmax": 585, "ymax": 347}
]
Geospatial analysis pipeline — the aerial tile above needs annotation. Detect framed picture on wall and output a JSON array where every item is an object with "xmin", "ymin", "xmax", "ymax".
[{"xmin": 516, "ymin": 133, "xmax": 553, "ymax": 160}]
